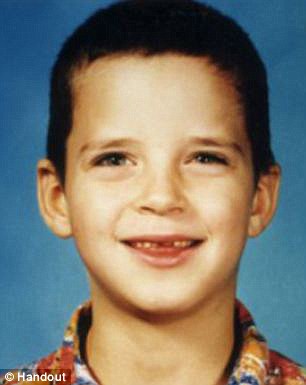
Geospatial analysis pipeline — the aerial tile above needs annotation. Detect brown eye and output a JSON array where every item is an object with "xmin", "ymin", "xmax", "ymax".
[
  {"xmin": 193, "ymin": 152, "xmax": 228, "ymax": 165},
  {"xmin": 95, "ymin": 152, "xmax": 129, "ymax": 167}
]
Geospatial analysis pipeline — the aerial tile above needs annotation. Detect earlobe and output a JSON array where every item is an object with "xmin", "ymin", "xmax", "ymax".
[
  {"xmin": 248, "ymin": 165, "xmax": 281, "ymax": 238},
  {"xmin": 37, "ymin": 159, "xmax": 72, "ymax": 238}
]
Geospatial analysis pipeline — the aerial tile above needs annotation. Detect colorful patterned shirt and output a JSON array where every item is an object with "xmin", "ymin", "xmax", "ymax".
[{"xmin": 1, "ymin": 300, "xmax": 305, "ymax": 385}]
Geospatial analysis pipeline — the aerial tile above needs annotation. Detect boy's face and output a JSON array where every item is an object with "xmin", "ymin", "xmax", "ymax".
[{"xmin": 39, "ymin": 54, "xmax": 279, "ymax": 315}]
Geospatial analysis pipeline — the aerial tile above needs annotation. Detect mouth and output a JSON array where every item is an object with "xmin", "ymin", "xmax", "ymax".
[{"xmin": 121, "ymin": 235, "xmax": 203, "ymax": 268}]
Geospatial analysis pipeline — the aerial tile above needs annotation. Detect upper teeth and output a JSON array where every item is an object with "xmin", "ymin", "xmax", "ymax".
[{"xmin": 131, "ymin": 240, "xmax": 194, "ymax": 249}]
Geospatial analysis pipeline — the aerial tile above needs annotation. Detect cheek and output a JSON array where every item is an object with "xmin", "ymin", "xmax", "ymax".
[
  {"xmin": 67, "ymin": 181, "xmax": 131, "ymax": 238},
  {"xmin": 194, "ymin": 182, "xmax": 252, "ymax": 237},
  {"xmin": 195, "ymin": 185, "xmax": 253, "ymax": 283}
]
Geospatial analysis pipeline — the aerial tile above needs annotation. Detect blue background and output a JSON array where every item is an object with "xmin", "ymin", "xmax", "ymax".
[{"xmin": 0, "ymin": 0, "xmax": 305, "ymax": 367}]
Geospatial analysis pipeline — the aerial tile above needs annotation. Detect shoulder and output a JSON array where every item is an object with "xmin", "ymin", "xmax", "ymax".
[{"xmin": 269, "ymin": 349, "xmax": 306, "ymax": 385}]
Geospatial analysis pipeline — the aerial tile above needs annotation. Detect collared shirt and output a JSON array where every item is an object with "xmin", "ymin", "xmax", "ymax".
[{"xmin": 2, "ymin": 300, "xmax": 305, "ymax": 385}]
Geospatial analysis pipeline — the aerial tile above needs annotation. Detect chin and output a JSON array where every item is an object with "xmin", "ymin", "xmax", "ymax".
[
  {"xmin": 124, "ymin": 276, "xmax": 236, "ymax": 320},
  {"xmin": 124, "ymin": 287, "xmax": 208, "ymax": 320},
  {"xmin": 132, "ymin": 303, "xmax": 194, "ymax": 321}
]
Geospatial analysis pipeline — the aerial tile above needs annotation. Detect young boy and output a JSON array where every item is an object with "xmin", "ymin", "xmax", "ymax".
[{"xmin": 2, "ymin": 1, "xmax": 305, "ymax": 385}]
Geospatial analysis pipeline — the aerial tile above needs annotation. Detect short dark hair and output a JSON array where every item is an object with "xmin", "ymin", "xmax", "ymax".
[{"xmin": 47, "ymin": 0, "xmax": 275, "ymax": 184}]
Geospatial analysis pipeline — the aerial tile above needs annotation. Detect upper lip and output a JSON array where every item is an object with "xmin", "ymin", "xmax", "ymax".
[{"xmin": 121, "ymin": 234, "xmax": 204, "ymax": 243}]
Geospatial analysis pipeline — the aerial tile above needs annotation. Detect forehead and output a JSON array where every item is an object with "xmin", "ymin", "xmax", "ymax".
[
  {"xmin": 70, "ymin": 54, "xmax": 247, "ymax": 147},
  {"xmin": 72, "ymin": 53, "xmax": 240, "ymax": 104}
]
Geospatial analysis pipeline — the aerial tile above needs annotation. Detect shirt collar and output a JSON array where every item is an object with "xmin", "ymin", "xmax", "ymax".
[
  {"xmin": 229, "ymin": 300, "xmax": 269, "ymax": 385},
  {"xmin": 48, "ymin": 300, "xmax": 275, "ymax": 385}
]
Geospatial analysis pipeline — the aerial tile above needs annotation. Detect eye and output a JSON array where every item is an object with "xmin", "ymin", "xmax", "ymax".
[
  {"xmin": 192, "ymin": 152, "xmax": 228, "ymax": 165},
  {"xmin": 94, "ymin": 152, "xmax": 131, "ymax": 167}
]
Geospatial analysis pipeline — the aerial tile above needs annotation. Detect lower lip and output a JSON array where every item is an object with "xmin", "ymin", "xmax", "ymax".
[{"xmin": 123, "ymin": 242, "xmax": 202, "ymax": 268}]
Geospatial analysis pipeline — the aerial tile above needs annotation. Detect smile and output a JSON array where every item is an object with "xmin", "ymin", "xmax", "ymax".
[
  {"xmin": 128, "ymin": 240, "xmax": 197, "ymax": 249},
  {"xmin": 121, "ymin": 235, "xmax": 203, "ymax": 268}
]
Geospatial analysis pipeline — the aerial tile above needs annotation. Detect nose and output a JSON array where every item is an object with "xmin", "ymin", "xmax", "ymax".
[{"xmin": 135, "ymin": 167, "xmax": 187, "ymax": 216}]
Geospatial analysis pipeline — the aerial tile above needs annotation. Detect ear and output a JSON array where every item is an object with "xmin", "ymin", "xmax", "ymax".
[
  {"xmin": 248, "ymin": 165, "xmax": 281, "ymax": 237},
  {"xmin": 37, "ymin": 159, "xmax": 72, "ymax": 238}
]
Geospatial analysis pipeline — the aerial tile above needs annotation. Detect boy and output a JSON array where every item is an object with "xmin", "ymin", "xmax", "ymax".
[{"xmin": 2, "ymin": 1, "xmax": 305, "ymax": 385}]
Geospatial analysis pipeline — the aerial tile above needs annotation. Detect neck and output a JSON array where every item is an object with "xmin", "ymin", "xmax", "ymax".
[{"xmin": 86, "ymin": 284, "xmax": 236, "ymax": 385}]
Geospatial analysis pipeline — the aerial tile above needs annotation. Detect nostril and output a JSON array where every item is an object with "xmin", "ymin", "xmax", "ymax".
[
  {"xmin": 135, "ymin": 173, "xmax": 187, "ymax": 215},
  {"xmin": 138, "ymin": 204, "xmax": 184, "ymax": 216}
]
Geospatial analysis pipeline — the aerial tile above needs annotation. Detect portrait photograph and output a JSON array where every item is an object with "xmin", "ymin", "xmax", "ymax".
[{"xmin": 0, "ymin": 1, "xmax": 305, "ymax": 384}]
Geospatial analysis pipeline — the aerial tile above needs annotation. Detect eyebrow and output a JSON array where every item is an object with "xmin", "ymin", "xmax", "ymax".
[
  {"xmin": 78, "ymin": 136, "xmax": 245, "ymax": 157},
  {"xmin": 187, "ymin": 136, "xmax": 245, "ymax": 156},
  {"xmin": 78, "ymin": 138, "xmax": 141, "ymax": 156}
]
